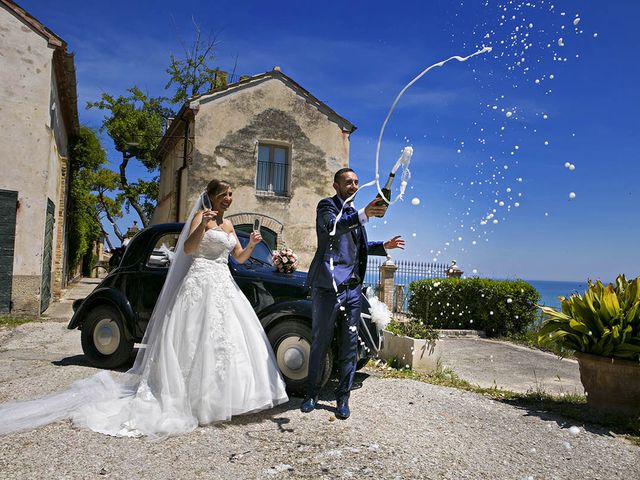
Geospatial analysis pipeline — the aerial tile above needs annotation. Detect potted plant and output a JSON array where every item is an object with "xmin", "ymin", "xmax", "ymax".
[
  {"xmin": 379, "ymin": 318, "xmax": 442, "ymax": 373},
  {"xmin": 538, "ymin": 274, "xmax": 640, "ymax": 415}
]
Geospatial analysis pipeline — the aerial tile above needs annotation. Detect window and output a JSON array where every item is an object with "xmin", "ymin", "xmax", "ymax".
[
  {"xmin": 145, "ymin": 233, "xmax": 180, "ymax": 269},
  {"xmin": 236, "ymin": 233, "xmax": 274, "ymax": 266},
  {"xmin": 256, "ymin": 143, "xmax": 290, "ymax": 196}
]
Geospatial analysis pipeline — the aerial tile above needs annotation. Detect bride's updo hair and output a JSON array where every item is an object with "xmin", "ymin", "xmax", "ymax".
[{"xmin": 207, "ymin": 179, "xmax": 231, "ymax": 200}]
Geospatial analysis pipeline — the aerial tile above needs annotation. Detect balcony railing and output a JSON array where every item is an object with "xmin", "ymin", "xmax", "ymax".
[{"xmin": 256, "ymin": 161, "xmax": 290, "ymax": 196}]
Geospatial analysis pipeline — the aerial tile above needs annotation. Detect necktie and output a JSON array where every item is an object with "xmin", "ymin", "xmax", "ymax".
[{"xmin": 344, "ymin": 203, "xmax": 355, "ymax": 215}]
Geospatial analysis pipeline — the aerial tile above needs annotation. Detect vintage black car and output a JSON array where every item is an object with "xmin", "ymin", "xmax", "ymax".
[{"xmin": 68, "ymin": 223, "xmax": 382, "ymax": 393}]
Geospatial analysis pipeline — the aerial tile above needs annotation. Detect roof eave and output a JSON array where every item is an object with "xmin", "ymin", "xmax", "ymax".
[
  {"xmin": 53, "ymin": 49, "xmax": 79, "ymax": 137},
  {"xmin": 0, "ymin": 0, "xmax": 66, "ymax": 48}
]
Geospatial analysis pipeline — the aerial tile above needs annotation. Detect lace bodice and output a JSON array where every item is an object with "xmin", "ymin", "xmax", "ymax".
[
  {"xmin": 193, "ymin": 228, "xmax": 237, "ymax": 261},
  {"xmin": 182, "ymin": 227, "xmax": 237, "ymax": 310}
]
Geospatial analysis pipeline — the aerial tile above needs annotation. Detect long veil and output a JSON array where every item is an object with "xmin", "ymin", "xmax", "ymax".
[
  {"xmin": 128, "ymin": 192, "xmax": 204, "ymax": 376},
  {"xmin": 0, "ymin": 194, "xmax": 205, "ymax": 437}
]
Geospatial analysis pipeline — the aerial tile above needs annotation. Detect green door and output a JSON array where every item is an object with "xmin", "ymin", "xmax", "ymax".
[
  {"xmin": 0, "ymin": 190, "xmax": 18, "ymax": 313},
  {"xmin": 40, "ymin": 199, "xmax": 55, "ymax": 313}
]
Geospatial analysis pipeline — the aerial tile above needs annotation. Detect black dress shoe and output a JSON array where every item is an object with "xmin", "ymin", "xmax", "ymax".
[
  {"xmin": 300, "ymin": 397, "xmax": 318, "ymax": 413},
  {"xmin": 336, "ymin": 399, "xmax": 350, "ymax": 419}
]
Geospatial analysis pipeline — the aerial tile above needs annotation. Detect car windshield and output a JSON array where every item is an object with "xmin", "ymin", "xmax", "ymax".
[
  {"xmin": 145, "ymin": 233, "xmax": 180, "ymax": 268},
  {"xmin": 142, "ymin": 231, "xmax": 272, "ymax": 269},
  {"xmin": 236, "ymin": 235, "xmax": 273, "ymax": 266}
]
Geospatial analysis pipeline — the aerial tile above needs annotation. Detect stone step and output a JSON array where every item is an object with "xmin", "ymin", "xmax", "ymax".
[{"xmin": 436, "ymin": 329, "xmax": 486, "ymax": 338}]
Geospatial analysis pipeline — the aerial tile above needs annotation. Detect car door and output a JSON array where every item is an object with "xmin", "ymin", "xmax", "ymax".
[{"xmin": 134, "ymin": 231, "xmax": 180, "ymax": 337}]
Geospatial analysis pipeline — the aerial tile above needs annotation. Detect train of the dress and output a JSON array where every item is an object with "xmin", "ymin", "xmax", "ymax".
[{"xmin": 73, "ymin": 255, "xmax": 289, "ymax": 438}]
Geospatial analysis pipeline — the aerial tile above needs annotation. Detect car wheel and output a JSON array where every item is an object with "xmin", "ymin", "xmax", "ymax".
[
  {"xmin": 267, "ymin": 319, "xmax": 333, "ymax": 396},
  {"xmin": 81, "ymin": 305, "xmax": 134, "ymax": 369}
]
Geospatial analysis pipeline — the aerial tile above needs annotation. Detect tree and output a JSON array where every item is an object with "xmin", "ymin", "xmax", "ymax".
[
  {"xmin": 87, "ymin": 87, "xmax": 168, "ymax": 227},
  {"xmin": 165, "ymin": 18, "xmax": 227, "ymax": 105},
  {"xmin": 67, "ymin": 127, "xmax": 107, "ymax": 273},
  {"xmin": 84, "ymin": 23, "xmax": 231, "ymax": 239},
  {"xmin": 89, "ymin": 168, "xmax": 124, "ymax": 243}
]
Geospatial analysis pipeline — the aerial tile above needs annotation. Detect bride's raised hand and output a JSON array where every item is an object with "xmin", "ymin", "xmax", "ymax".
[
  {"xmin": 201, "ymin": 209, "xmax": 218, "ymax": 226},
  {"xmin": 249, "ymin": 231, "xmax": 262, "ymax": 246}
]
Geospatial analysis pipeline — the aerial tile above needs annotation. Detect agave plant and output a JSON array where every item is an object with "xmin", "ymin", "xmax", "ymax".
[{"xmin": 538, "ymin": 275, "xmax": 640, "ymax": 361}]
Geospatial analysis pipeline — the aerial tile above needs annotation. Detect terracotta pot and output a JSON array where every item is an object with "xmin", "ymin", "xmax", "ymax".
[{"xmin": 575, "ymin": 352, "xmax": 640, "ymax": 416}]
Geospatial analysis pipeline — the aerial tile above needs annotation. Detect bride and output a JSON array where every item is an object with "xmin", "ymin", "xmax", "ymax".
[{"xmin": 0, "ymin": 179, "xmax": 288, "ymax": 439}]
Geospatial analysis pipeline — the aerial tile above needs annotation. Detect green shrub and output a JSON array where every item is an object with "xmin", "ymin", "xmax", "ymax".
[
  {"xmin": 67, "ymin": 126, "xmax": 106, "ymax": 275},
  {"xmin": 81, "ymin": 249, "xmax": 96, "ymax": 278},
  {"xmin": 67, "ymin": 175, "xmax": 102, "ymax": 273},
  {"xmin": 408, "ymin": 278, "xmax": 540, "ymax": 337}
]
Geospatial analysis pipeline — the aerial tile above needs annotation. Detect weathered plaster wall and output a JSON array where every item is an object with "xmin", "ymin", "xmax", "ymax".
[
  {"xmin": 153, "ymin": 135, "xmax": 183, "ymax": 224},
  {"xmin": 153, "ymin": 120, "xmax": 194, "ymax": 225},
  {"xmin": 187, "ymin": 79, "xmax": 350, "ymax": 268},
  {"xmin": 0, "ymin": 5, "xmax": 67, "ymax": 314}
]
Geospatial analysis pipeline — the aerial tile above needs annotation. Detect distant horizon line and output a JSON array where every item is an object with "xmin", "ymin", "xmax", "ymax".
[{"xmin": 485, "ymin": 277, "xmax": 600, "ymax": 284}]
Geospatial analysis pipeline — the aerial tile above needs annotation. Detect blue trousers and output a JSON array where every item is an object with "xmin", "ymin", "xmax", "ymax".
[{"xmin": 307, "ymin": 283, "xmax": 361, "ymax": 400}]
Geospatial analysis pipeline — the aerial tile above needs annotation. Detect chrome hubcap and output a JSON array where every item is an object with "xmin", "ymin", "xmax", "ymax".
[
  {"xmin": 93, "ymin": 318, "xmax": 120, "ymax": 355},
  {"xmin": 276, "ymin": 336, "xmax": 310, "ymax": 380},
  {"xmin": 284, "ymin": 346, "xmax": 305, "ymax": 370}
]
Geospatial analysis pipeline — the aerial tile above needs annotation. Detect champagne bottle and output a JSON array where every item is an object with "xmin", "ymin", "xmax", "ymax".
[{"xmin": 375, "ymin": 172, "xmax": 395, "ymax": 206}]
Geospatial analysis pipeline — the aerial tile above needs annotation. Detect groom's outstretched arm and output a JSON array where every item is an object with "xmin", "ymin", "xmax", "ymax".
[
  {"xmin": 368, "ymin": 235, "xmax": 406, "ymax": 256},
  {"xmin": 367, "ymin": 241, "xmax": 387, "ymax": 257},
  {"xmin": 316, "ymin": 198, "xmax": 360, "ymax": 236}
]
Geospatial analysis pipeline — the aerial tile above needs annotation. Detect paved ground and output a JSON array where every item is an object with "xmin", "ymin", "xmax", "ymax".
[
  {"xmin": 437, "ymin": 337, "xmax": 583, "ymax": 395},
  {"xmin": 0, "ymin": 278, "xmax": 636, "ymax": 479},
  {"xmin": 40, "ymin": 277, "xmax": 102, "ymax": 322}
]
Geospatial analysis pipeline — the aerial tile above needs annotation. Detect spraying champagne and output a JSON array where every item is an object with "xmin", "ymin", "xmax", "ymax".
[{"xmin": 372, "ymin": 146, "xmax": 414, "ymax": 216}]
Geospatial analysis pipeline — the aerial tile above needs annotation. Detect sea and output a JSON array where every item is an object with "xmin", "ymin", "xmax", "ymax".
[{"xmin": 525, "ymin": 279, "xmax": 589, "ymax": 310}]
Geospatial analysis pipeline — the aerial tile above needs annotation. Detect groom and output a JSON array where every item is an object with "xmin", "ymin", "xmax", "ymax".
[{"xmin": 302, "ymin": 168, "xmax": 405, "ymax": 419}]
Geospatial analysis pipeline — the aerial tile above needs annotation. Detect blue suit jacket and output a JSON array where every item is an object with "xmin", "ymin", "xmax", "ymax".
[{"xmin": 306, "ymin": 195, "xmax": 387, "ymax": 289}]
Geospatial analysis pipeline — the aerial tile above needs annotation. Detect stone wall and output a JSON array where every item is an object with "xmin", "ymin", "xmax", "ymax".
[{"xmin": 52, "ymin": 158, "xmax": 68, "ymax": 299}]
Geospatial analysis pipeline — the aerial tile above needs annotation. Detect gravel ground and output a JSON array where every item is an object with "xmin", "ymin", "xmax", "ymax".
[{"xmin": 0, "ymin": 321, "xmax": 638, "ymax": 479}]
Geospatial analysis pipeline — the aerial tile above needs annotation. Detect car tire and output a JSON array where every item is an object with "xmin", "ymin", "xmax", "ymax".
[
  {"xmin": 81, "ymin": 305, "xmax": 134, "ymax": 369},
  {"xmin": 267, "ymin": 319, "xmax": 333, "ymax": 396}
]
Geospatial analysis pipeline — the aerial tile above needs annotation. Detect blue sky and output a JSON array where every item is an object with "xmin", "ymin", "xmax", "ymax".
[{"xmin": 21, "ymin": 0, "xmax": 640, "ymax": 282}]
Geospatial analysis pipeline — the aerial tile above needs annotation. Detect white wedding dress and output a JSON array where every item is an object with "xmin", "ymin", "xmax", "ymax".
[{"xmin": 0, "ymin": 225, "xmax": 288, "ymax": 439}]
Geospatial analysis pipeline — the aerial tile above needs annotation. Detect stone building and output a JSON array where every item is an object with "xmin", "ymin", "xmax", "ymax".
[
  {"xmin": 153, "ymin": 67, "xmax": 356, "ymax": 268},
  {"xmin": 0, "ymin": 0, "xmax": 79, "ymax": 315}
]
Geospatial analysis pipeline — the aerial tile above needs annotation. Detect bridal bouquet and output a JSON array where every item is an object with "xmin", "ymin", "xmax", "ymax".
[{"xmin": 273, "ymin": 248, "xmax": 298, "ymax": 273}]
